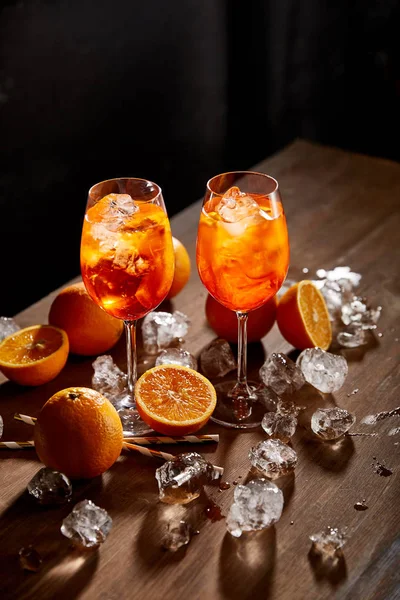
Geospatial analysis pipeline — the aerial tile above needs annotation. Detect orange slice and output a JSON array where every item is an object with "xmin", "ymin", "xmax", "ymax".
[
  {"xmin": 277, "ymin": 280, "xmax": 332, "ymax": 350},
  {"xmin": 0, "ymin": 325, "xmax": 69, "ymax": 386},
  {"xmin": 135, "ymin": 365, "xmax": 217, "ymax": 435}
]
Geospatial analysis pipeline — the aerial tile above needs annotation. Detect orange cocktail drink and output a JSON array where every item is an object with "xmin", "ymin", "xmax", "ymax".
[
  {"xmin": 81, "ymin": 194, "xmax": 174, "ymax": 321},
  {"xmin": 197, "ymin": 186, "xmax": 289, "ymax": 312}
]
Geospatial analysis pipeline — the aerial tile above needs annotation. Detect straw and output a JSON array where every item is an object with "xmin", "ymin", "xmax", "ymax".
[
  {"xmin": 123, "ymin": 434, "xmax": 219, "ymax": 445},
  {"xmin": 14, "ymin": 414, "xmax": 219, "ymax": 446},
  {"xmin": 0, "ymin": 441, "xmax": 34, "ymax": 449},
  {"xmin": 123, "ymin": 442, "xmax": 224, "ymax": 473},
  {"xmin": 14, "ymin": 413, "xmax": 37, "ymax": 426}
]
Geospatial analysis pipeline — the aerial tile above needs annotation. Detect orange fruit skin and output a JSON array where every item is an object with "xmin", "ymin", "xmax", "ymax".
[
  {"xmin": 0, "ymin": 325, "xmax": 69, "ymax": 386},
  {"xmin": 277, "ymin": 280, "xmax": 332, "ymax": 350},
  {"xmin": 48, "ymin": 282, "xmax": 123, "ymax": 356},
  {"xmin": 205, "ymin": 294, "xmax": 277, "ymax": 343},
  {"xmin": 34, "ymin": 387, "xmax": 123, "ymax": 479},
  {"xmin": 165, "ymin": 237, "xmax": 191, "ymax": 299},
  {"xmin": 135, "ymin": 365, "xmax": 216, "ymax": 435}
]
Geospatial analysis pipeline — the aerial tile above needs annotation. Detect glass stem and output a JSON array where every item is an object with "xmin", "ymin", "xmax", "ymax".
[
  {"xmin": 236, "ymin": 311, "xmax": 248, "ymax": 386},
  {"xmin": 124, "ymin": 320, "xmax": 137, "ymax": 395}
]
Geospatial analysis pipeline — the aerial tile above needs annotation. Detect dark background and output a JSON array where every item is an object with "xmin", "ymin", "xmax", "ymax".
[{"xmin": 1, "ymin": 0, "xmax": 399, "ymax": 316}]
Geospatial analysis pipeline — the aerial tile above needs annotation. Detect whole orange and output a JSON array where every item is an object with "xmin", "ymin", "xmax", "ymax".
[
  {"xmin": 165, "ymin": 237, "xmax": 191, "ymax": 299},
  {"xmin": 48, "ymin": 282, "xmax": 123, "ymax": 355},
  {"xmin": 205, "ymin": 294, "xmax": 277, "ymax": 343},
  {"xmin": 34, "ymin": 387, "xmax": 123, "ymax": 479}
]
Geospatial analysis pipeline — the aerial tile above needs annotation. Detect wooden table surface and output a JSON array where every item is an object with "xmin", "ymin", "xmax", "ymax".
[{"xmin": 0, "ymin": 140, "xmax": 399, "ymax": 600}]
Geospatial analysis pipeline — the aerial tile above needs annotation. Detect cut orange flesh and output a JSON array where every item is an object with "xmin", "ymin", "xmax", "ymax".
[
  {"xmin": 277, "ymin": 280, "xmax": 332, "ymax": 350},
  {"xmin": 135, "ymin": 365, "xmax": 216, "ymax": 435},
  {"xmin": 0, "ymin": 325, "xmax": 69, "ymax": 386}
]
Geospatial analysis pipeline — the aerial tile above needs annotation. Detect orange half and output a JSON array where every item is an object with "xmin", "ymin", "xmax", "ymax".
[
  {"xmin": 135, "ymin": 365, "xmax": 217, "ymax": 435},
  {"xmin": 0, "ymin": 325, "xmax": 69, "ymax": 386},
  {"xmin": 277, "ymin": 280, "xmax": 332, "ymax": 350}
]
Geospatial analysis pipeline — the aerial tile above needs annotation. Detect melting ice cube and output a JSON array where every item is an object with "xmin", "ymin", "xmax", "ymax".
[
  {"xmin": 27, "ymin": 467, "xmax": 72, "ymax": 505},
  {"xmin": 199, "ymin": 339, "xmax": 237, "ymax": 378},
  {"xmin": 259, "ymin": 353, "xmax": 305, "ymax": 396},
  {"xmin": 155, "ymin": 452, "xmax": 222, "ymax": 505},
  {"xmin": 92, "ymin": 355, "xmax": 129, "ymax": 408},
  {"xmin": 141, "ymin": 311, "xmax": 191, "ymax": 354},
  {"xmin": 155, "ymin": 348, "xmax": 197, "ymax": 370},
  {"xmin": 311, "ymin": 407, "xmax": 356, "ymax": 440},
  {"xmin": 249, "ymin": 439, "xmax": 297, "ymax": 479},
  {"xmin": 296, "ymin": 348, "xmax": 348, "ymax": 393},
  {"xmin": 61, "ymin": 500, "xmax": 112, "ymax": 548},
  {"xmin": 226, "ymin": 479, "xmax": 284, "ymax": 537},
  {"xmin": 0, "ymin": 316, "xmax": 20, "ymax": 342}
]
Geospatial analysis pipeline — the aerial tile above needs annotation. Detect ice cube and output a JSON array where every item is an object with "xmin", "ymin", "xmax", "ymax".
[
  {"xmin": 92, "ymin": 355, "xmax": 129, "ymax": 408},
  {"xmin": 105, "ymin": 193, "xmax": 138, "ymax": 217},
  {"xmin": 162, "ymin": 520, "xmax": 192, "ymax": 551},
  {"xmin": 259, "ymin": 353, "xmax": 305, "ymax": 396},
  {"xmin": 155, "ymin": 452, "xmax": 222, "ymax": 505},
  {"xmin": 199, "ymin": 339, "xmax": 237, "ymax": 378},
  {"xmin": 141, "ymin": 311, "xmax": 191, "ymax": 354},
  {"xmin": 341, "ymin": 296, "xmax": 381, "ymax": 330},
  {"xmin": 19, "ymin": 546, "xmax": 42, "ymax": 572},
  {"xmin": 311, "ymin": 407, "xmax": 356, "ymax": 440},
  {"xmin": 261, "ymin": 409, "xmax": 298, "ymax": 443},
  {"xmin": 61, "ymin": 499, "xmax": 112, "ymax": 548},
  {"xmin": 317, "ymin": 266, "xmax": 361, "ymax": 289},
  {"xmin": 249, "ymin": 439, "xmax": 297, "ymax": 479},
  {"xmin": 319, "ymin": 280, "xmax": 344, "ymax": 319},
  {"xmin": 226, "ymin": 479, "xmax": 284, "ymax": 537},
  {"xmin": 27, "ymin": 467, "xmax": 72, "ymax": 505},
  {"xmin": 337, "ymin": 325, "xmax": 368, "ymax": 348},
  {"xmin": 296, "ymin": 348, "xmax": 348, "ymax": 393},
  {"xmin": 309, "ymin": 526, "xmax": 347, "ymax": 560},
  {"xmin": 215, "ymin": 187, "xmax": 260, "ymax": 223},
  {"xmin": 155, "ymin": 348, "xmax": 197, "ymax": 370},
  {"xmin": 0, "ymin": 316, "xmax": 20, "ymax": 342}
]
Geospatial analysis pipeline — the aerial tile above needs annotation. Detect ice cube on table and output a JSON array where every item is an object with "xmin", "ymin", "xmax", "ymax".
[
  {"xmin": 61, "ymin": 500, "xmax": 112, "ymax": 548},
  {"xmin": 27, "ymin": 467, "xmax": 72, "ymax": 505},
  {"xmin": 141, "ymin": 311, "xmax": 191, "ymax": 354},
  {"xmin": 261, "ymin": 411, "xmax": 298, "ymax": 443},
  {"xmin": 249, "ymin": 439, "xmax": 297, "ymax": 479},
  {"xmin": 155, "ymin": 452, "xmax": 222, "ymax": 505},
  {"xmin": 199, "ymin": 339, "xmax": 237, "ymax": 379},
  {"xmin": 319, "ymin": 280, "xmax": 345, "ymax": 319},
  {"xmin": 296, "ymin": 348, "xmax": 348, "ymax": 393},
  {"xmin": 341, "ymin": 296, "xmax": 381, "ymax": 330},
  {"xmin": 0, "ymin": 316, "xmax": 20, "ymax": 342},
  {"xmin": 215, "ymin": 187, "xmax": 260, "ymax": 223},
  {"xmin": 19, "ymin": 546, "xmax": 43, "ymax": 572},
  {"xmin": 309, "ymin": 526, "xmax": 347, "ymax": 560},
  {"xmin": 155, "ymin": 348, "xmax": 197, "ymax": 370},
  {"xmin": 259, "ymin": 353, "xmax": 305, "ymax": 396},
  {"xmin": 316, "ymin": 266, "xmax": 361, "ymax": 289},
  {"xmin": 337, "ymin": 325, "xmax": 368, "ymax": 348},
  {"xmin": 162, "ymin": 520, "xmax": 193, "ymax": 551},
  {"xmin": 92, "ymin": 355, "xmax": 128, "ymax": 408},
  {"xmin": 311, "ymin": 408, "xmax": 356, "ymax": 440},
  {"xmin": 226, "ymin": 479, "xmax": 284, "ymax": 537}
]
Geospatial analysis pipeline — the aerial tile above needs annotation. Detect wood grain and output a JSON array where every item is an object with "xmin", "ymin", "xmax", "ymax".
[{"xmin": 0, "ymin": 140, "xmax": 399, "ymax": 600}]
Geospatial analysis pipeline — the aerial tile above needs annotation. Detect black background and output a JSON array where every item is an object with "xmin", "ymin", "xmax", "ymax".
[{"xmin": 1, "ymin": 0, "xmax": 399, "ymax": 315}]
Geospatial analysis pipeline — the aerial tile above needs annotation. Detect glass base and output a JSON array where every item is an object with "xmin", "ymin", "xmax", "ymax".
[
  {"xmin": 211, "ymin": 380, "xmax": 268, "ymax": 429},
  {"xmin": 117, "ymin": 407, "xmax": 153, "ymax": 436}
]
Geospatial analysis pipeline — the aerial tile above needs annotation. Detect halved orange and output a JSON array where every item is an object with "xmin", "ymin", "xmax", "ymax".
[
  {"xmin": 277, "ymin": 280, "xmax": 332, "ymax": 350},
  {"xmin": 135, "ymin": 365, "xmax": 216, "ymax": 435},
  {"xmin": 0, "ymin": 325, "xmax": 69, "ymax": 386}
]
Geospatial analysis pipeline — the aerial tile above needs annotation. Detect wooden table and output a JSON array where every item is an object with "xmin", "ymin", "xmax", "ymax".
[{"xmin": 0, "ymin": 140, "xmax": 399, "ymax": 600}]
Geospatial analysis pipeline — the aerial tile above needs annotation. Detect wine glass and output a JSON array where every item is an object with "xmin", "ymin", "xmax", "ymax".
[
  {"xmin": 81, "ymin": 178, "xmax": 175, "ymax": 435},
  {"xmin": 196, "ymin": 171, "xmax": 289, "ymax": 428}
]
